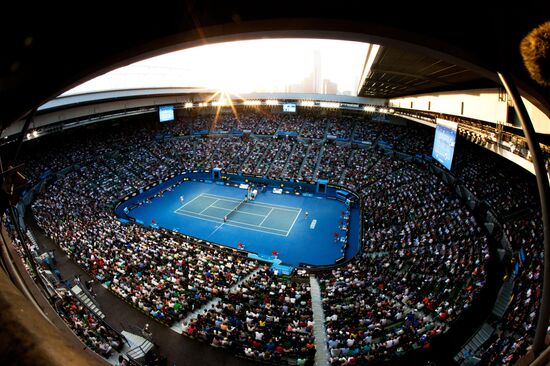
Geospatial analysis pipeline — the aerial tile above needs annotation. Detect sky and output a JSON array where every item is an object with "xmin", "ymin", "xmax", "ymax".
[{"xmin": 63, "ymin": 39, "xmax": 378, "ymax": 96}]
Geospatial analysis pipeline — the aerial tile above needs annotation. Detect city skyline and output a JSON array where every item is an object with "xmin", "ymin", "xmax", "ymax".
[
  {"xmin": 284, "ymin": 50, "xmax": 347, "ymax": 95},
  {"xmin": 63, "ymin": 39, "xmax": 377, "ymax": 96}
]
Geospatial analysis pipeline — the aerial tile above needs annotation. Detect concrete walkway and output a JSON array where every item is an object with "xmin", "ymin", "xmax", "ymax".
[
  {"xmin": 26, "ymin": 216, "xmax": 257, "ymax": 366},
  {"xmin": 309, "ymin": 275, "xmax": 330, "ymax": 366}
]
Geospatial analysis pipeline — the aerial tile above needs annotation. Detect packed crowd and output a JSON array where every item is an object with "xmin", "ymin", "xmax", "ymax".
[
  {"xmin": 320, "ymin": 162, "xmax": 489, "ymax": 365},
  {"xmin": 454, "ymin": 145, "xmax": 538, "ymax": 220},
  {"xmin": 15, "ymin": 109, "xmax": 544, "ymax": 365},
  {"xmin": 451, "ymin": 144, "xmax": 544, "ymax": 365},
  {"xmin": 374, "ymin": 122, "xmax": 433, "ymax": 155},
  {"xmin": 183, "ymin": 267, "xmax": 315, "ymax": 364},
  {"xmin": 1, "ymin": 214, "xmax": 128, "ymax": 362},
  {"xmin": 327, "ymin": 117, "xmax": 354, "ymax": 140},
  {"xmin": 472, "ymin": 216, "xmax": 543, "ymax": 365},
  {"xmin": 267, "ymin": 140, "xmax": 294, "ymax": 178},
  {"xmin": 31, "ymin": 160, "xmax": 261, "ymax": 326},
  {"xmin": 284, "ymin": 141, "xmax": 310, "ymax": 180},
  {"xmin": 58, "ymin": 294, "xmax": 125, "ymax": 358},
  {"xmin": 22, "ymin": 111, "xmax": 436, "ymax": 191},
  {"xmin": 341, "ymin": 148, "xmax": 383, "ymax": 191},
  {"xmin": 241, "ymin": 139, "xmax": 272, "ymax": 175},
  {"xmin": 315, "ymin": 143, "xmax": 352, "ymax": 182}
]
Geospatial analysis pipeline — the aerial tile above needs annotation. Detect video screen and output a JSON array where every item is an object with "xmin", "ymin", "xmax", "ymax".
[
  {"xmin": 282, "ymin": 103, "xmax": 296, "ymax": 112},
  {"xmin": 432, "ymin": 119, "xmax": 458, "ymax": 170},
  {"xmin": 159, "ymin": 105, "xmax": 175, "ymax": 122}
]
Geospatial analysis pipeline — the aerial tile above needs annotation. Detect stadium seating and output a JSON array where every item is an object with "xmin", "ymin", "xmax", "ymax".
[
  {"xmin": 185, "ymin": 267, "xmax": 315, "ymax": 364},
  {"xmin": 319, "ymin": 163, "xmax": 489, "ymax": 365},
  {"xmin": 16, "ymin": 110, "xmax": 544, "ymax": 365},
  {"xmin": 58, "ymin": 294, "xmax": 124, "ymax": 358}
]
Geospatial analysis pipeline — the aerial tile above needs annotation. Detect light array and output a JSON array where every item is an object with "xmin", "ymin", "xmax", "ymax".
[
  {"xmin": 212, "ymin": 99, "xmax": 229, "ymax": 107},
  {"xmin": 319, "ymin": 102, "xmax": 340, "ymax": 109},
  {"xmin": 185, "ymin": 99, "xmax": 378, "ymax": 111},
  {"xmin": 26, "ymin": 130, "xmax": 39, "ymax": 140},
  {"xmin": 243, "ymin": 100, "xmax": 262, "ymax": 106}
]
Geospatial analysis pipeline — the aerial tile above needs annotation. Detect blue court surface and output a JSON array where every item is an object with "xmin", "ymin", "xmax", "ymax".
[
  {"xmin": 124, "ymin": 181, "xmax": 359, "ymax": 266},
  {"xmin": 175, "ymin": 193, "xmax": 301, "ymax": 236}
]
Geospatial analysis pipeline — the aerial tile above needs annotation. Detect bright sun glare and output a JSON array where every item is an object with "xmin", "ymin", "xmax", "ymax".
[{"xmin": 63, "ymin": 39, "xmax": 379, "ymax": 96}]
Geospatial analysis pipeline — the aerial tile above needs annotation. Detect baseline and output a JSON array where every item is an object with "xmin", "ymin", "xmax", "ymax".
[
  {"xmin": 173, "ymin": 209, "xmax": 290, "ymax": 236},
  {"xmin": 200, "ymin": 193, "xmax": 300, "ymax": 212},
  {"xmin": 286, "ymin": 208, "xmax": 302, "ymax": 234}
]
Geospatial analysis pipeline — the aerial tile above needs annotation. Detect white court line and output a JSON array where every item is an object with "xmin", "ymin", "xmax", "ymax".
[
  {"xmin": 178, "ymin": 200, "xmax": 266, "ymax": 218},
  {"xmin": 173, "ymin": 193, "xmax": 205, "ymax": 213},
  {"xmin": 202, "ymin": 196, "xmax": 259, "ymax": 210},
  {"xmin": 208, "ymin": 223, "xmax": 225, "ymax": 237},
  {"xmin": 286, "ymin": 207, "xmax": 302, "ymax": 235},
  {"xmin": 174, "ymin": 210, "xmax": 289, "ymax": 237},
  {"xmin": 200, "ymin": 194, "xmax": 242, "ymax": 204},
  {"xmin": 196, "ymin": 211, "xmax": 281, "ymax": 231},
  {"xmin": 174, "ymin": 208, "xmax": 289, "ymax": 234},
  {"xmin": 176, "ymin": 203, "xmax": 295, "ymax": 236},
  {"xmin": 172, "ymin": 192, "xmax": 301, "ymax": 237},
  {"xmin": 200, "ymin": 196, "xmax": 263, "ymax": 213},
  {"xmin": 228, "ymin": 200, "xmax": 242, "ymax": 210},
  {"xmin": 177, "ymin": 197, "xmax": 268, "ymax": 218},
  {"xmin": 240, "ymin": 201, "xmax": 300, "ymax": 212},
  {"xmin": 199, "ymin": 198, "xmax": 220, "ymax": 214},
  {"xmin": 207, "ymin": 205, "xmax": 232, "ymax": 213},
  {"xmin": 209, "ymin": 204, "xmax": 266, "ymax": 217},
  {"xmin": 201, "ymin": 193, "xmax": 300, "ymax": 212},
  {"xmin": 258, "ymin": 208, "xmax": 274, "ymax": 226}
]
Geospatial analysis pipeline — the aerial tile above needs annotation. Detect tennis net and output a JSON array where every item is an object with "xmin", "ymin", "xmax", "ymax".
[{"xmin": 226, "ymin": 199, "xmax": 247, "ymax": 220}]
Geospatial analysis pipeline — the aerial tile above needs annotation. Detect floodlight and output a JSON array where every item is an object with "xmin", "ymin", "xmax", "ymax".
[
  {"xmin": 244, "ymin": 100, "xmax": 261, "ymax": 106},
  {"xmin": 320, "ymin": 102, "xmax": 340, "ymax": 109}
]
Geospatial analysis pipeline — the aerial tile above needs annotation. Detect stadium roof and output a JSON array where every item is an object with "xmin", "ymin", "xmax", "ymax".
[
  {"xmin": 39, "ymin": 89, "xmax": 381, "ymax": 113},
  {"xmin": 62, "ymin": 39, "xmax": 376, "ymax": 97},
  {"xmin": 54, "ymin": 41, "xmax": 498, "ymax": 103},
  {"xmin": 38, "ymin": 88, "xmax": 212, "ymax": 111},
  {"xmin": 1, "ymin": 3, "xmax": 549, "ymax": 130},
  {"xmin": 358, "ymin": 46, "xmax": 498, "ymax": 99}
]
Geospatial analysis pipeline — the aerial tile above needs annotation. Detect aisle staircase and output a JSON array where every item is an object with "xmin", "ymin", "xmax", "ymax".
[
  {"xmin": 297, "ymin": 144, "xmax": 313, "ymax": 177},
  {"xmin": 312, "ymin": 145, "xmax": 325, "ymax": 179},
  {"xmin": 453, "ymin": 280, "xmax": 514, "ymax": 365},
  {"xmin": 492, "ymin": 280, "xmax": 514, "ymax": 318},
  {"xmin": 309, "ymin": 275, "xmax": 330, "ymax": 366},
  {"xmin": 171, "ymin": 296, "xmax": 223, "ymax": 334},
  {"xmin": 170, "ymin": 267, "xmax": 263, "ymax": 334},
  {"xmin": 71, "ymin": 285, "xmax": 105, "ymax": 319},
  {"xmin": 281, "ymin": 142, "xmax": 297, "ymax": 176},
  {"xmin": 253, "ymin": 140, "xmax": 272, "ymax": 173},
  {"xmin": 453, "ymin": 323, "xmax": 494, "ymax": 365},
  {"xmin": 339, "ymin": 149, "xmax": 356, "ymax": 183},
  {"xmin": 122, "ymin": 331, "xmax": 155, "ymax": 361}
]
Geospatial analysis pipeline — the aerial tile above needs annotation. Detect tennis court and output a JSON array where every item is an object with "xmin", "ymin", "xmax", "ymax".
[
  {"xmin": 120, "ymin": 179, "xmax": 361, "ymax": 266},
  {"xmin": 174, "ymin": 193, "xmax": 301, "ymax": 236}
]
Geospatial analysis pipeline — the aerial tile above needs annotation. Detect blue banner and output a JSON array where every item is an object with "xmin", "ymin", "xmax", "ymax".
[
  {"xmin": 276, "ymin": 131, "xmax": 299, "ymax": 136},
  {"xmin": 519, "ymin": 247, "xmax": 526, "ymax": 263}
]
